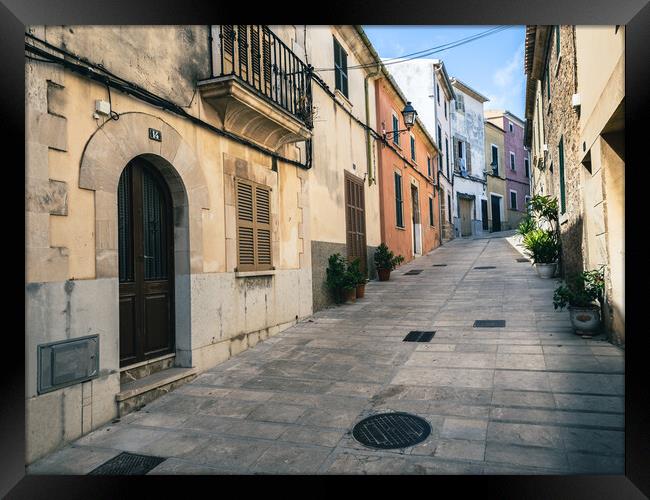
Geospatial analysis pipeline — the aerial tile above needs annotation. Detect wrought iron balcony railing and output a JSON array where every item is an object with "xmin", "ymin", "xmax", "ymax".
[{"xmin": 216, "ymin": 25, "xmax": 313, "ymax": 128}]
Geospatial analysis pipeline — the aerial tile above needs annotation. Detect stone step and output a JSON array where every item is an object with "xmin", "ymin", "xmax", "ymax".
[
  {"xmin": 116, "ymin": 367, "xmax": 198, "ymax": 417},
  {"xmin": 120, "ymin": 353, "xmax": 176, "ymax": 385}
]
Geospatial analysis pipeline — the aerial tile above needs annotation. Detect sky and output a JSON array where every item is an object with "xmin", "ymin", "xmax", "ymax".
[{"xmin": 363, "ymin": 25, "xmax": 526, "ymax": 119}]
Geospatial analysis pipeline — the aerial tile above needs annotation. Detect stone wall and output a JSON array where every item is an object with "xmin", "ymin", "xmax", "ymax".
[{"xmin": 542, "ymin": 26, "xmax": 584, "ymax": 277}]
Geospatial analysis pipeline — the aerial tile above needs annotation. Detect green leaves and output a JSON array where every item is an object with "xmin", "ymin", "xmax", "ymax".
[
  {"xmin": 553, "ymin": 266, "xmax": 606, "ymax": 309},
  {"xmin": 374, "ymin": 243, "xmax": 404, "ymax": 271},
  {"xmin": 522, "ymin": 228, "xmax": 560, "ymax": 264}
]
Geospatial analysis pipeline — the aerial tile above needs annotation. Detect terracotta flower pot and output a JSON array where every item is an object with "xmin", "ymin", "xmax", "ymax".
[
  {"xmin": 343, "ymin": 287, "xmax": 357, "ymax": 303},
  {"xmin": 377, "ymin": 268, "xmax": 391, "ymax": 281},
  {"xmin": 568, "ymin": 304, "xmax": 601, "ymax": 336},
  {"xmin": 356, "ymin": 283, "xmax": 366, "ymax": 299}
]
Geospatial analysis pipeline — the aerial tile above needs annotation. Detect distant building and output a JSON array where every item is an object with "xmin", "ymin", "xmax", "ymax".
[
  {"xmin": 485, "ymin": 110, "xmax": 531, "ymax": 228},
  {"xmin": 484, "ymin": 120, "xmax": 507, "ymax": 232},
  {"xmin": 450, "ymin": 78, "xmax": 489, "ymax": 237},
  {"xmin": 388, "ymin": 59, "xmax": 455, "ymax": 242}
]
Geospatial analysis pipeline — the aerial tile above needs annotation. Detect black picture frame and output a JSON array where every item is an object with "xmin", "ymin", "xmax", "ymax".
[{"xmin": 3, "ymin": 0, "xmax": 648, "ymax": 497}]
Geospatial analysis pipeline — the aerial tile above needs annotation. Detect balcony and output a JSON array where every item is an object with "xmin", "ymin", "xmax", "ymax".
[{"xmin": 198, "ymin": 25, "xmax": 313, "ymax": 150}]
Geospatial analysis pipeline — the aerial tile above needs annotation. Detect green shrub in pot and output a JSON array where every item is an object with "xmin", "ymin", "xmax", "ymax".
[
  {"xmin": 522, "ymin": 228, "xmax": 560, "ymax": 278},
  {"xmin": 553, "ymin": 266, "xmax": 605, "ymax": 335},
  {"xmin": 374, "ymin": 243, "xmax": 404, "ymax": 281}
]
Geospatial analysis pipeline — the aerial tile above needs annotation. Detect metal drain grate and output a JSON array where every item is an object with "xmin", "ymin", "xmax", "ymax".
[
  {"xmin": 403, "ymin": 331, "xmax": 435, "ymax": 342},
  {"xmin": 473, "ymin": 320, "xmax": 506, "ymax": 328},
  {"xmin": 352, "ymin": 412, "xmax": 431, "ymax": 449},
  {"xmin": 432, "ymin": 264, "xmax": 447, "ymax": 267},
  {"xmin": 516, "ymin": 258, "xmax": 530, "ymax": 262},
  {"xmin": 404, "ymin": 269, "xmax": 423, "ymax": 275},
  {"xmin": 88, "ymin": 452, "xmax": 166, "ymax": 475},
  {"xmin": 474, "ymin": 266, "xmax": 496, "ymax": 269}
]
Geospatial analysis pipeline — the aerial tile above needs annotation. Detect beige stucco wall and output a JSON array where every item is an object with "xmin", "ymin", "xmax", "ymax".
[
  {"xmin": 25, "ymin": 25, "xmax": 314, "ymax": 463},
  {"xmin": 484, "ymin": 123, "xmax": 507, "ymax": 228},
  {"xmin": 304, "ymin": 26, "xmax": 381, "ymax": 248}
]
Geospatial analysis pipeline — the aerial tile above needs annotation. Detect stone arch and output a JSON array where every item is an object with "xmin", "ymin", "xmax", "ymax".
[
  {"xmin": 79, "ymin": 112, "xmax": 209, "ymax": 367},
  {"xmin": 79, "ymin": 112, "xmax": 209, "ymax": 278}
]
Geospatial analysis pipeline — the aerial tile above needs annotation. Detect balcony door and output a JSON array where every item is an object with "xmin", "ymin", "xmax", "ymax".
[{"xmin": 118, "ymin": 157, "xmax": 175, "ymax": 367}]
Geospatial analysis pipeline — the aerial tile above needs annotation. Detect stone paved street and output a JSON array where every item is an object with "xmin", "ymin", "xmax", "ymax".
[{"xmin": 28, "ymin": 235, "xmax": 624, "ymax": 475}]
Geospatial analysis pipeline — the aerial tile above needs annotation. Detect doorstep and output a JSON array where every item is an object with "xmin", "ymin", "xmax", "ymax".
[{"xmin": 115, "ymin": 367, "xmax": 198, "ymax": 417}]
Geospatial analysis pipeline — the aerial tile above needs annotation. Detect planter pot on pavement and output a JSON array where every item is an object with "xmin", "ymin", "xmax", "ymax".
[
  {"xmin": 377, "ymin": 268, "xmax": 391, "ymax": 281},
  {"xmin": 356, "ymin": 283, "xmax": 366, "ymax": 299},
  {"xmin": 534, "ymin": 262, "xmax": 557, "ymax": 279},
  {"xmin": 343, "ymin": 287, "xmax": 357, "ymax": 303},
  {"xmin": 568, "ymin": 304, "xmax": 601, "ymax": 336}
]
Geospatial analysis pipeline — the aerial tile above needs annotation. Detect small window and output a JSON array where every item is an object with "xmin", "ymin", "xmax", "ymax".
[
  {"xmin": 395, "ymin": 172, "xmax": 404, "ymax": 228},
  {"xmin": 444, "ymin": 101, "xmax": 448, "ymax": 118},
  {"xmin": 437, "ymin": 125, "xmax": 443, "ymax": 170},
  {"xmin": 458, "ymin": 140, "xmax": 464, "ymax": 159},
  {"xmin": 510, "ymin": 191, "xmax": 518, "ymax": 210},
  {"xmin": 410, "ymin": 134, "xmax": 416, "ymax": 162},
  {"xmin": 525, "ymin": 156, "xmax": 530, "ymax": 177},
  {"xmin": 510, "ymin": 152, "xmax": 516, "ymax": 170},
  {"xmin": 436, "ymin": 83, "xmax": 440, "ymax": 104},
  {"xmin": 429, "ymin": 197, "xmax": 434, "ymax": 227},
  {"xmin": 491, "ymin": 145, "xmax": 499, "ymax": 174},
  {"xmin": 447, "ymin": 194, "xmax": 452, "ymax": 222},
  {"xmin": 333, "ymin": 37, "xmax": 348, "ymax": 98},
  {"xmin": 445, "ymin": 138, "xmax": 449, "ymax": 173},
  {"xmin": 236, "ymin": 178, "xmax": 272, "ymax": 271},
  {"xmin": 509, "ymin": 122, "xmax": 513, "ymax": 132},
  {"xmin": 427, "ymin": 155, "xmax": 432, "ymax": 177},
  {"xmin": 456, "ymin": 94, "xmax": 465, "ymax": 112},
  {"xmin": 392, "ymin": 113, "xmax": 400, "ymax": 145}
]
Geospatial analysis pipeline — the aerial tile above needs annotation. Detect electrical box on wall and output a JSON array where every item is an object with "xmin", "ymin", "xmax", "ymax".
[
  {"xmin": 38, "ymin": 335, "xmax": 99, "ymax": 394},
  {"xmin": 95, "ymin": 99, "xmax": 111, "ymax": 116}
]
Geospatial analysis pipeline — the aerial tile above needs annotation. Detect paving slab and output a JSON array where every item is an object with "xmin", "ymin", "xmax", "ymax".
[{"xmin": 28, "ymin": 236, "xmax": 624, "ymax": 475}]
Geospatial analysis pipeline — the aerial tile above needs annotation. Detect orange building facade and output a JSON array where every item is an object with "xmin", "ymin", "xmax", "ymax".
[{"xmin": 375, "ymin": 76, "xmax": 441, "ymax": 264}]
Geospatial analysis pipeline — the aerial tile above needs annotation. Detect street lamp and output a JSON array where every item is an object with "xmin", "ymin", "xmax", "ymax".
[{"xmin": 383, "ymin": 101, "xmax": 418, "ymax": 141}]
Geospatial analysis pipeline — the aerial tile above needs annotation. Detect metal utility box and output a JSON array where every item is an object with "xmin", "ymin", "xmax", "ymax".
[{"xmin": 38, "ymin": 335, "xmax": 99, "ymax": 394}]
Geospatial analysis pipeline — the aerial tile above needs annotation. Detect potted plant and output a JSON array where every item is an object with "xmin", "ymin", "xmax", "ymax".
[
  {"xmin": 374, "ymin": 243, "xmax": 404, "ymax": 281},
  {"xmin": 517, "ymin": 212, "xmax": 537, "ymax": 237},
  {"xmin": 348, "ymin": 258, "xmax": 367, "ymax": 299},
  {"xmin": 522, "ymin": 228, "xmax": 560, "ymax": 278},
  {"xmin": 553, "ymin": 267, "xmax": 605, "ymax": 336},
  {"xmin": 325, "ymin": 253, "xmax": 347, "ymax": 304},
  {"xmin": 341, "ymin": 269, "xmax": 357, "ymax": 303}
]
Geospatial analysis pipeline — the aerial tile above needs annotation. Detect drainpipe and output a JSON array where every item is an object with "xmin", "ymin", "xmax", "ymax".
[{"xmin": 364, "ymin": 63, "xmax": 381, "ymax": 186}]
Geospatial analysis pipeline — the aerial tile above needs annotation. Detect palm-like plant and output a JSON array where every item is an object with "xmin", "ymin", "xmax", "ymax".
[{"xmin": 522, "ymin": 229, "xmax": 560, "ymax": 264}]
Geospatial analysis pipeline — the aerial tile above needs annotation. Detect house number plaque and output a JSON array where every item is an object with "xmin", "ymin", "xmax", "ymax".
[{"xmin": 148, "ymin": 128, "xmax": 162, "ymax": 142}]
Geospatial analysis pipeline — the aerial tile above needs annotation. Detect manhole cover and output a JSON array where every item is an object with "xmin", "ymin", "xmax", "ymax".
[
  {"xmin": 516, "ymin": 258, "xmax": 529, "ymax": 262},
  {"xmin": 88, "ymin": 452, "xmax": 166, "ymax": 475},
  {"xmin": 473, "ymin": 320, "xmax": 506, "ymax": 328},
  {"xmin": 403, "ymin": 331, "xmax": 435, "ymax": 342},
  {"xmin": 432, "ymin": 264, "xmax": 447, "ymax": 267},
  {"xmin": 352, "ymin": 412, "xmax": 431, "ymax": 449},
  {"xmin": 404, "ymin": 269, "xmax": 423, "ymax": 275},
  {"xmin": 474, "ymin": 266, "xmax": 496, "ymax": 269}
]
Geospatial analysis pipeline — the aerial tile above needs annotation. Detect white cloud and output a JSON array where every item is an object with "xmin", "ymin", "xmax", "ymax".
[{"xmin": 486, "ymin": 45, "xmax": 525, "ymax": 116}]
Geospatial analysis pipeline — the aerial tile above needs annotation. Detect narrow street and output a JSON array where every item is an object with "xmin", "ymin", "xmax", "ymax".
[{"xmin": 29, "ymin": 235, "xmax": 624, "ymax": 475}]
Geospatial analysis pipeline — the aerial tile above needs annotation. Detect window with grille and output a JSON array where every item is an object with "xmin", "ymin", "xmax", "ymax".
[
  {"xmin": 236, "ymin": 178, "xmax": 272, "ymax": 271},
  {"xmin": 395, "ymin": 172, "xmax": 404, "ymax": 228},
  {"xmin": 333, "ymin": 37, "xmax": 348, "ymax": 98}
]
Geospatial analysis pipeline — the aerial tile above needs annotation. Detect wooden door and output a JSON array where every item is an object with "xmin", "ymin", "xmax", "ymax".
[
  {"xmin": 344, "ymin": 172, "xmax": 367, "ymax": 273},
  {"xmin": 491, "ymin": 195, "xmax": 502, "ymax": 232},
  {"xmin": 459, "ymin": 198, "xmax": 472, "ymax": 237},
  {"xmin": 118, "ymin": 158, "xmax": 175, "ymax": 368}
]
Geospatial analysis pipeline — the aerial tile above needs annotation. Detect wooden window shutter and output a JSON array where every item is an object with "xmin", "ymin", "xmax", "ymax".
[
  {"xmin": 250, "ymin": 26, "xmax": 261, "ymax": 88},
  {"xmin": 236, "ymin": 179, "xmax": 272, "ymax": 271},
  {"xmin": 237, "ymin": 25, "xmax": 249, "ymax": 82}
]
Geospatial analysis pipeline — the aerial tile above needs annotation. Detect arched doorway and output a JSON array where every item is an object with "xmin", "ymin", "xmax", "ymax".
[{"xmin": 118, "ymin": 156, "xmax": 175, "ymax": 367}]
